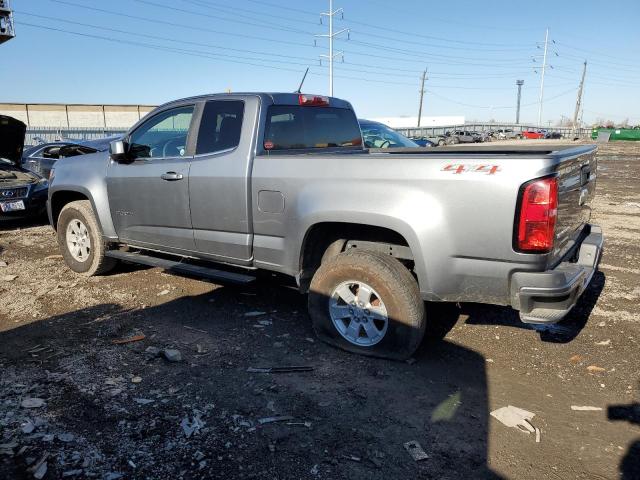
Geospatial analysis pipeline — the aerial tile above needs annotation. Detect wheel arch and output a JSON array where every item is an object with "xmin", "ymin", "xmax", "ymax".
[{"xmin": 297, "ymin": 220, "xmax": 428, "ymax": 294}]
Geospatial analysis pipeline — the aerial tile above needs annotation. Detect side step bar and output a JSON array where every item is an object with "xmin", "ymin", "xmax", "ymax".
[{"xmin": 105, "ymin": 250, "xmax": 255, "ymax": 285}]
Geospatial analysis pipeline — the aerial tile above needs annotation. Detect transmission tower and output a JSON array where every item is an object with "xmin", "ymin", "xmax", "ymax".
[
  {"xmin": 315, "ymin": 0, "xmax": 349, "ymax": 96},
  {"xmin": 0, "ymin": 0, "xmax": 16, "ymax": 44}
]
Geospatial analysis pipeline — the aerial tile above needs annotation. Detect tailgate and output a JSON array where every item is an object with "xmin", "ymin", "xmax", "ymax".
[{"xmin": 552, "ymin": 145, "xmax": 597, "ymax": 265}]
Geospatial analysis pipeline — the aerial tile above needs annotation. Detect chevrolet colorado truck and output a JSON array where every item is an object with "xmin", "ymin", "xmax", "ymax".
[{"xmin": 47, "ymin": 93, "xmax": 603, "ymax": 360}]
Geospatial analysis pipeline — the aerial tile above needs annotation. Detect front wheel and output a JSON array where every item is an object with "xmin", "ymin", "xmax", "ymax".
[
  {"xmin": 308, "ymin": 250, "xmax": 426, "ymax": 360},
  {"xmin": 57, "ymin": 200, "xmax": 117, "ymax": 276}
]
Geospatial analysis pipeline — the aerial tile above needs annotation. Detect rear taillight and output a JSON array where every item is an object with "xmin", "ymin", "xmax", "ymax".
[
  {"xmin": 298, "ymin": 94, "xmax": 329, "ymax": 106},
  {"xmin": 516, "ymin": 176, "xmax": 558, "ymax": 252}
]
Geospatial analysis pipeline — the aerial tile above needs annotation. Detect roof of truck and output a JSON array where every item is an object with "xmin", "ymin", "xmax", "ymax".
[{"xmin": 156, "ymin": 92, "xmax": 353, "ymax": 111}]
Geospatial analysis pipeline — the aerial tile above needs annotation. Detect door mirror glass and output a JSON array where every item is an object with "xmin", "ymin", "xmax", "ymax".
[{"xmin": 109, "ymin": 139, "xmax": 129, "ymax": 163}]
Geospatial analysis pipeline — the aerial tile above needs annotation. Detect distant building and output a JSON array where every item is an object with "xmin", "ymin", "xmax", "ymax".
[
  {"xmin": 0, "ymin": 103, "xmax": 157, "ymax": 128},
  {"xmin": 369, "ymin": 116, "xmax": 465, "ymax": 128},
  {"xmin": 0, "ymin": 0, "xmax": 15, "ymax": 44}
]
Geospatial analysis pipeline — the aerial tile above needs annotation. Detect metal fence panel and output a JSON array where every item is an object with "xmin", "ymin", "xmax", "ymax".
[
  {"xmin": 395, "ymin": 123, "xmax": 591, "ymax": 139},
  {"xmin": 25, "ymin": 127, "xmax": 128, "ymax": 146}
]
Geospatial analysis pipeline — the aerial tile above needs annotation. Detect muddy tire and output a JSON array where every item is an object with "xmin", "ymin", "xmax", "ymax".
[
  {"xmin": 308, "ymin": 249, "xmax": 425, "ymax": 360},
  {"xmin": 57, "ymin": 200, "xmax": 117, "ymax": 276}
]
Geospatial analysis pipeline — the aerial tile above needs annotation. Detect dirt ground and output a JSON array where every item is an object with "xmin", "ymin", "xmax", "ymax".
[{"xmin": 0, "ymin": 141, "xmax": 638, "ymax": 479}]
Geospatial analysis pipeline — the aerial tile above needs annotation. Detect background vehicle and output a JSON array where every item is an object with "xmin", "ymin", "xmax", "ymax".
[
  {"xmin": 449, "ymin": 130, "xmax": 476, "ymax": 143},
  {"xmin": 411, "ymin": 137, "xmax": 436, "ymax": 147},
  {"xmin": 22, "ymin": 136, "xmax": 120, "ymax": 179},
  {"xmin": 48, "ymin": 93, "xmax": 603, "ymax": 360},
  {"xmin": 0, "ymin": 115, "xmax": 49, "ymax": 219},
  {"xmin": 470, "ymin": 131, "xmax": 488, "ymax": 143},
  {"xmin": 358, "ymin": 119, "xmax": 426, "ymax": 148},
  {"xmin": 496, "ymin": 129, "xmax": 523, "ymax": 140},
  {"xmin": 545, "ymin": 131, "xmax": 563, "ymax": 139},
  {"xmin": 523, "ymin": 130, "xmax": 545, "ymax": 139}
]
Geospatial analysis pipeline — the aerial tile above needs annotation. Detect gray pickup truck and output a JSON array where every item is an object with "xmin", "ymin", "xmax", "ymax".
[{"xmin": 47, "ymin": 92, "xmax": 603, "ymax": 359}]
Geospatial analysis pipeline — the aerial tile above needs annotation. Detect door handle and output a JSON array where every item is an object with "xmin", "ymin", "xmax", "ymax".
[{"xmin": 161, "ymin": 172, "xmax": 183, "ymax": 181}]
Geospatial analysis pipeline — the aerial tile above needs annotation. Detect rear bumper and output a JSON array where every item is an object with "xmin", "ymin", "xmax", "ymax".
[{"xmin": 511, "ymin": 225, "xmax": 603, "ymax": 324}]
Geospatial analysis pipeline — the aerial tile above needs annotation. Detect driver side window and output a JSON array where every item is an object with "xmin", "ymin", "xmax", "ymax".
[{"xmin": 128, "ymin": 105, "xmax": 194, "ymax": 160}]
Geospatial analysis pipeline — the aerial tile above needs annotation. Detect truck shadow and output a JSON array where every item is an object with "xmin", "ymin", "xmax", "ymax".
[
  {"xmin": 460, "ymin": 271, "xmax": 606, "ymax": 344},
  {"xmin": 0, "ymin": 284, "xmax": 503, "ymax": 479},
  {"xmin": 608, "ymin": 386, "xmax": 640, "ymax": 480}
]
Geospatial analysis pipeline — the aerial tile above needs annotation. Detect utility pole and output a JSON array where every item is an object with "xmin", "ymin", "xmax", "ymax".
[
  {"xmin": 316, "ymin": 0, "xmax": 349, "ymax": 96},
  {"xmin": 417, "ymin": 68, "xmax": 427, "ymax": 127},
  {"xmin": 572, "ymin": 60, "xmax": 587, "ymax": 135},
  {"xmin": 515, "ymin": 80, "xmax": 524, "ymax": 124},
  {"xmin": 537, "ymin": 28, "xmax": 549, "ymax": 127}
]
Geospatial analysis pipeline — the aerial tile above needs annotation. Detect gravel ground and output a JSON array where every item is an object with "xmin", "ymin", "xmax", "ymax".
[{"xmin": 0, "ymin": 141, "xmax": 638, "ymax": 479}]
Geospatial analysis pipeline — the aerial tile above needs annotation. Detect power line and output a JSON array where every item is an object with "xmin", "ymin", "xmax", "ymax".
[
  {"xmin": 49, "ymin": 0, "xmax": 312, "ymax": 48},
  {"xmin": 132, "ymin": 0, "xmax": 312, "ymax": 36}
]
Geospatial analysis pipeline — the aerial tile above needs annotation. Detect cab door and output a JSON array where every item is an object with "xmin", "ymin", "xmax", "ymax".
[
  {"xmin": 188, "ymin": 97, "xmax": 256, "ymax": 262},
  {"xmin": 106, "ymin": 104, "xmax": 197, "ymax": 253}
]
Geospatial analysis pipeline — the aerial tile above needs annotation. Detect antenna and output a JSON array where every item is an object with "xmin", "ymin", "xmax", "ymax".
[{"xmin": 295, "ymin": 67, "xmax": 310, "ymax": 94}]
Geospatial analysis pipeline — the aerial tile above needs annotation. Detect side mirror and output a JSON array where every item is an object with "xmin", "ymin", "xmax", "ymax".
[{"xmin": 109, "ymin": 139, "xmax": 129, "ymax": 163}]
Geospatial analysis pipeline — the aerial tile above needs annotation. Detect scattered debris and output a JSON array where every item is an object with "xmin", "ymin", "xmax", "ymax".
[
  {"xmin": 569, "ymin": 354, "xmax": 583, "ymax": 363},
  {"xmin": 257, "ymin": 319, "xmax": 272, "ymax": 326},
  {"xmin": 134, "ymin": 398, "xmax": 155, "ymax": 405},
  {"xmin": 286, "ymin": 421, "xmax": 312, "ymax": 428},
  {"xmin": 247, "ymin": 366, "xmax": 313, "ymax": 374},
  {"xmin": 162, "ymin": 349, "xmax": 182, "ymax": 362},
  {"xmin": 1, "ymin": 274, "xmax": 17, "ymax": 282},
  {"xmin": 257, "ymin": 415, "xmax": 294, "ymax": 425},
  {"xmin": 0, "ymin": 260, "xmax": 7, "ymax": 267},
  {"xmin": 535, "ymin": 427, "xmax": 541, "ymax": 443},
  {"xmin": 595, "ymin": 339, "xmax": 611, "ymax": 346},
  {"xmin": 145, "ymin": 346, "xmax": 161, "ymax": 356},
  {"xmin": 21, "ymin": 397, "xmax": 45, "ymax": 409},
  {"xmin": 490, "ymin": 405, "xmax": 536, "ymax": 434},
  {"xmin": 180, "ymin": 414, "xmax": 205, "ymax": 438},
  {"xmin": 342, "ymin": 454, "xmax": 361, "ymax": 462},
  {"xmin": 131, "ymin": 376, "xmax": 143, "ymax": 384},
  {"xmin": 182, "ymin": 325, "xmax": 208, "ymax": 334},
  {"xmin": 571, "ymin": 405, "xmax": 603, "ymax": 411},
  {"xmin": 44, "ymin": 254, "xmax": 63, "ymax": 260},
  {"xmin": 21, "ymin": 420, "xmax": 35, "ymax": 434},
  {"xmin": 587, "ymin": 365, "xmax": 606, "ymax": 373},
  {"xmin": 62, "ymin": 470, "xmax": 83, "ymax": 477},
  {"xmin": 244, "ymin": 311, "xmax": 267, "ymax": 317},
  {"xmin": 58, "ymin": 433, "xmax": 75, "ymax": 443},
  {"xmin": 29, "ymin": 452, "xmax": 48, "ymax": 480},
  {"xmin": 310, "ymin": 464, "xmax": 319, "ymax": 475},
  {"xmin": 404, "ymin": 441, "xmax": 429, "ymax": 461},
  {"xmin": 112, "ymin": 334, "xmax": 146, "ymax": 345},
  {"xmin": 157, "ymin": 289, "xmax": 170, "ymax": 296}
]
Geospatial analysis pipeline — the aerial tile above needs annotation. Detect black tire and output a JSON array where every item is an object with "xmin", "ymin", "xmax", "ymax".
[
  {"xmin": 437, "ymin": 139, "xmax": 445, "ymax": 147},
  {"xmin": 308, "ymin": 249, "xmax": 426, "ymax": 360},
  {"xmin": 57, "ymin": 200, "xmax": 117, "ymax": 276}
]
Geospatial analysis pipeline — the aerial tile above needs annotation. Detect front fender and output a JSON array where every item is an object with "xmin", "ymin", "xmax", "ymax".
[{"xmin": 48, "ymin": 152, "xmax": 117, "ymax": 239}]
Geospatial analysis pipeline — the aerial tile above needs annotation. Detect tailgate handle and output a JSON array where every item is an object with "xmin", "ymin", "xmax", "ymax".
[{"xmin": 580, "ymin": 166, "xmax": 591, "ymax": 186}]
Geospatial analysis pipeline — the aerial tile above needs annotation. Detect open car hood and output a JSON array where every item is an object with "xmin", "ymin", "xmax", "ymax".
[{"xmin": 0, "ymin": 115, "xmax": 26, "ymax": 166}]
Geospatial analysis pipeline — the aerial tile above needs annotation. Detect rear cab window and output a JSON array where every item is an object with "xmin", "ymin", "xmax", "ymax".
[{"xmin": 264, "ymin": 105, "xmax": 362, "ymax": 151}]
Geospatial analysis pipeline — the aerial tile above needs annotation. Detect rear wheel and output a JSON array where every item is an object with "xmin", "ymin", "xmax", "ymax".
[
  {"xmin": 57, "ymin": 200, "xmax": 117, "ymax": 276},
  {"xmin": 308, "ymin": 250, "xmax": 426, "ymax": 360}
]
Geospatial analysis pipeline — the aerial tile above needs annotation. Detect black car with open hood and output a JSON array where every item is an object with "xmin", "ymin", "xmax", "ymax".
[{"xmin": 0, "ymin": 115, "xmax": 49, "ymax": 219}]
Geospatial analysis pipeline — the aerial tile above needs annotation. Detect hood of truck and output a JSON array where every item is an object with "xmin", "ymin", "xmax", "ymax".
[{"xmin": 0, "ymin": 115, "xmax": 27, "ymax": 166}]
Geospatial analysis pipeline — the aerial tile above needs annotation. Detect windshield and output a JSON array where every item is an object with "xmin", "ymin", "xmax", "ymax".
[{"xmin": 360, "ymin": 122, "xmax": 418, "ymax": 148}]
